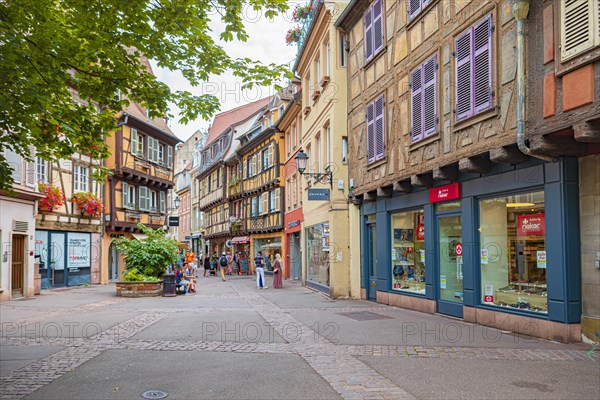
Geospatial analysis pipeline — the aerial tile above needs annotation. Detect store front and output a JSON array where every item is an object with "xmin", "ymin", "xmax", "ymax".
[
  {"xmin": 191, "ymin": 233, "xmax": 202, "ymax": 257},
  {"xmin": 35, "ymin": 230, "xmax": 93, "ymax": 288},
  {"xmin": 305, "ymin": 222, "xmax": 330, "ymax": 292},
  {"xmin": 231, "ymin": 236, "xmax": 251, "ymax": 273},
  {"xmin": 361, "ymin": 159, "xmax": 581, "ymax": 340},
  {"xmin": 284, "ymin": 214, "xmax": 302, "ymax": 280},
  {"xmin": 252, "ymin": 236, "xmax": 282, "ymax": 272}
]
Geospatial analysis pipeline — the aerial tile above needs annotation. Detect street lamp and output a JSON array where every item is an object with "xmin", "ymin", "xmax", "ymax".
[
  {"xmin": 295, "ymin": 150, "xmax": 333, "ymax": 188},
  {"xmin": 173, "ymin": 196, "xmax": 181, "ymax": 210}
]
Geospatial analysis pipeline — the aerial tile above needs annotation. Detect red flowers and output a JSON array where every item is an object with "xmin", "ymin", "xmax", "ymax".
[
  {"xmin": 38, "ymin": 183, "xmax": 66, "ymax": 213},
  {"xmin": 293, "ymin": 4, "xmax": 312, "ymax": 21},
  {"xmin": 286, "ymin": 27, "xmax": 302, "ymax": 45},
  {"xmin": 72, "ymin": 192, "xmax": 103, "ymax": 218}
]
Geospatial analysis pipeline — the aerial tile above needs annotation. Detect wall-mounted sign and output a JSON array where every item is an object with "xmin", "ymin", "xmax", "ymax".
[
  {"xmin": 287, "ymin": 220, "xmax": 301, "ymax": 229},
  {"xmin": 307, "ymin": 188, "xmax": 330, "ymax": 201},
  {"xmin": 517, "ymin": 214, "xmax": 545, "ymax": 236},
  {"xmin": 429, "ymin": 183, "xmax": 461, "ymax": 203},
  {"xmin": 168, "ymin": 216, "xmax": 180, "ymax": 226}
]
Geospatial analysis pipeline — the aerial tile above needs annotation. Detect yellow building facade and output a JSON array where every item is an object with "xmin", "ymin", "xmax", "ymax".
[{"xmin": 294, "ymin": 0, "xmax": 356, "ymax": 298}]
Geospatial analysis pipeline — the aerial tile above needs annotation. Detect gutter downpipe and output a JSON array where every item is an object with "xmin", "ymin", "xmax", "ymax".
[{"xmin": 512, "ymin": 0, "xmax": 557, "ymax": 162}]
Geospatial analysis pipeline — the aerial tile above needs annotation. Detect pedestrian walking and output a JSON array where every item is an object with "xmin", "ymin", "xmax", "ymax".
[
  {"xmin": 211, "ymin": 252, "xmax": 219, "ymax": 276},
  {"xmin": 218, "ymin": 252, "xmax": 228, "ymax": 281},
  {"xmin": 255, "ymin": 251, "xmax": 267, "ymax": 289},
  {"xmin": 203, "ymin": 256, "xmax": 211, "ymax": 277},
  {"xmin": 273, "ymin": 253, "xmax": 283, "ymax": 289}
]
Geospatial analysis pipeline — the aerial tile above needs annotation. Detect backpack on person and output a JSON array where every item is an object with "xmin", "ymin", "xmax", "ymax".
[{"xmin": 219, "ymin": 256, "xmax": 228, "ymax": 267}]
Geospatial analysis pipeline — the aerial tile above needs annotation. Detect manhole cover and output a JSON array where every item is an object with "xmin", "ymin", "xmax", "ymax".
[
  {"xmin": 337, "ymin": 311, "xmax": 392, "ymax": 321},
  {"xmin": 141, "ymin": 390, "xmax": 168, "ymax": 399}
]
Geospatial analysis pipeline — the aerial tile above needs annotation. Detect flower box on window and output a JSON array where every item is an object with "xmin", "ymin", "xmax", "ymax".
[
  {"xmin": 72, "ymin": 192, "xmax": 103, "ymax": 218},
  {"xmin": 38, "ymin": 183, "xmax": 65, "ymax": 213}
]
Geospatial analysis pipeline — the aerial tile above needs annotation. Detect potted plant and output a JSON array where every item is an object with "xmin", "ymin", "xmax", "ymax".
[
  {"xmin": 293, "ymin": 4, "xmax": 313, "ymax": 22},
  {"xmin": 72, "ymin": 192, "xmax": 103, "ymax": 218},
  {"xmin": 112, "ymin": 223, "xmax": 179, "ymax": 297},
  {"xmin": 286, "ymin": 26, "xmax": 302, "ymax": 45},
  {"xmin": 38, "ymin": 183, "xmax": 65, "ymax": 213}
]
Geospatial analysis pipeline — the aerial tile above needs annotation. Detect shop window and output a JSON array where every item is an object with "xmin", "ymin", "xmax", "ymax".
[
  {"xmin": 479, "ymin": 191, "xmax": 547, "ymax": 314},
  {"xmin": 306, "ymin": 222, "xmax": 330, "ymax": 287},
  {"xmin": 391, "ymin": 210, "xmax": 426, "ymax": 294}
]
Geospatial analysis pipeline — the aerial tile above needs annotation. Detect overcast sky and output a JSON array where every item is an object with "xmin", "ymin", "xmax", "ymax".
[{"xmin": 150, "ymin": 5, "xmax": 299, "ymax": 141}]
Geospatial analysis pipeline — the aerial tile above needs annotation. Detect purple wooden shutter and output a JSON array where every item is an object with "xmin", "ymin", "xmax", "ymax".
[
  {"xmin": 373, "ymin": 0, "xmax": 384, "ymax": 54},
  {"xmin": 375, "ymin": 94, "xmax": 385, "ymax": 160},
  {"xmin": 411, "ymin": 66, "xmax": 423, "ymax": 142},
  {"xmin": 364, "ymin": 8, "xmax": 373, "ymax": 61},
  {"xmin": 455, "ymin": 28, "xmax": 473, "ymax": 121},
  {"xmin": 367, "ymin": 102, "xmax": 375, "ymax": 163},
  {"xmin": 409, "ymin": 0, "xmax": 421, "ymax": 20},
  {"xmin": 423, "ymin": 55, "xmax": 437, "ymax": 137},
  {"xmin": 474, "ymin": 15, "xmax": 492, "ymax": 113}
]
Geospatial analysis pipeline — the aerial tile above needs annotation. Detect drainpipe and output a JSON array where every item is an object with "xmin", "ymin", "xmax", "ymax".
[{"xmin": 512, "ymin": 0, "xmax": 556, "ymax": 162}]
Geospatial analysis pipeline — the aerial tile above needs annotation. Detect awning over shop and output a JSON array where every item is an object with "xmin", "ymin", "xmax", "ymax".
[
  {"xmin": 177, "ymin": 241, "xmax": 189, "ymax": 249},
  {"xmin": 131, "ymin": 233, "xmax": 148, "ymax": 241},
  {"xmin": 231, "ymin": 236, "xmax": 250, "ymax": 245},
  {"xmin": 260, "ymin": 243, "xmax": 282, "ymax": 249},
  {"xmin": 191, "ymin": 233, "xmax": 202, "ymax": 239}
]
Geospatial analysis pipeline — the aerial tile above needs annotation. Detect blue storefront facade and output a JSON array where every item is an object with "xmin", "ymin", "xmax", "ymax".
[{"xmin": 360, "ymin": 158, "xmax": 582, "ymax": 342}]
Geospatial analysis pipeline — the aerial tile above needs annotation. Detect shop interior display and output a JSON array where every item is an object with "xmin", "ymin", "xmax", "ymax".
[{"xmin": 391, "ymin": 214, "xmax": 426, "ymax": 294}]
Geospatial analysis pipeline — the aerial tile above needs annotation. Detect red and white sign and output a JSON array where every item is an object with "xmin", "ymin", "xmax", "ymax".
[
  {"xmin": 416, "ymin": 224, "xmax": 425, "ymax": 241},
  {"xmin": 484, "ymin": 295, "xmax": 494, "ymax": 303},
  {"xmin": 429, "ymin": 183, "xmax": 461, "ymax": 203},
  {"xmin": 517, "ymin": 214, "xmax": 545, "ymax": 236},
  {"xmin": 455, "ymin": 243, "xmax": 463, "ymax": 256}
]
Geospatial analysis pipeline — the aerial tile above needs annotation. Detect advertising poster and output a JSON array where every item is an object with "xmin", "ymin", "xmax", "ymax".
[
  {"xmin": 67, "ymin": 233, "xmax": 91, "ymax": 269},
  {"xmin": 481, "ymin": 248, "xmax": 489, "ymax": 264},
  {"xmin": 440, "ymin": 275, "xmax": 447, "ymax": 289},
  {"xmin": 537, "ymin": 251, "xmax": 547, "ymax": 269}
]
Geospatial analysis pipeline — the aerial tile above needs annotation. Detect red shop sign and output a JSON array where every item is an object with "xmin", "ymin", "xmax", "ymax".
[
  {"xmin": 517, "ymin": 214, "xmax": 546, "ymax": 236},
  {"xmin": 429, "ymin": 183, "xmax": 461, "ymax": 203}
]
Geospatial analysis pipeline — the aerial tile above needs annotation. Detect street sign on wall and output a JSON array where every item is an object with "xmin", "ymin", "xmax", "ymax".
[
  {"xmin": 168, "ymin": 216, "xmax": 180, "ymax": 226},
  {"xmin": 307, "ymin": 188, "xmax": 330, "ymax": 201}
]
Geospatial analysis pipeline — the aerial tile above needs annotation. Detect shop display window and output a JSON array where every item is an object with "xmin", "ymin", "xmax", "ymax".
[
  {"xmin": 254, "ymin": 238, "xmax": 281, "ymax": 271},
  {"xmin": 306, "ymin": 223, "xmax": 330, "ymax": 287},
  {"xmin": 479, "ymin": 191, "xmax": 547, "ymax": 314},
  {"xmin": 390, "ymin": 210, "xmax": 425, "ymax": 294}
]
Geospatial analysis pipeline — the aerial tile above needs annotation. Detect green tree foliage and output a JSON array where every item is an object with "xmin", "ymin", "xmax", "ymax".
[
  {"xmin": 0, "ymin": 0, "xmax": 292, "ymax": 191},
  {"xmin": 113, "ymin": 223, "xmax": 178, "ymax": 280}
]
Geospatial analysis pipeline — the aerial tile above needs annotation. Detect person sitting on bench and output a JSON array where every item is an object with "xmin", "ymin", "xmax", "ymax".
[
  {"xmin": 175, "ymin": 267, "xmax": 190, "ymax": 295},
  {"xmin": 183, "ymin": 262, "xmax": 196, "ymax": 293}
]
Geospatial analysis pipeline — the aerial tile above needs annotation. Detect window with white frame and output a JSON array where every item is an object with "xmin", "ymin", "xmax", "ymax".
[
  {"xmin": 561, "ymin": 0, "xmax": 600, "ymax": 61},
  {"xmin": 251, "ymin": 196, "xmax": 258, "ymax": 217},
  {"xmin": 36, "ymin": 157, "xmax": 49, "ymax": 184},
  {"xmin": 131, "ymin": 128, "xmax": 144, "ymax": 157},
  {"xmin": 455, "ymin": 14, "xmax": 493, "ymax": 122},
  {"xmin": 316, "ymin": 134, "xmax": 321, "ymax": 172},
  {"xmin": 247, "ymin": 156, "xmax": 254, "ymax": 177},
  {"xmin": 150, "ymin": 190, "xmax": 157, "ymax": 212},
  {"xmin": 270, "ymin": 188, "xmax": 280, "ymax": 212},
  {"xmin": 122, "ymin": 182, "xmax": 136, "ymax": 209},
  {"xmin": 340, "ymin": 33, "xmax": 347, "ymax": 67},
  {"xmin": 167, "ymin": 146, "xmax": 173, "ymax": 169},
  {"xmin": 364, "ymin": 0, "xmax": 384, "ymax": 62},
  {"xmin": 366, "ymin": 94, "xmax": 385, "ymax": 163},
  {"xmin": 326, "ymin": 40, "xmax": 331, "ymax": 76},
  {"xmin": 160, "ymin": 191, "xmax": 166, "ymax": 214},
  {"xmin": 73, "ymin": 165, "xmax": 89, "ymax": 192},
  {"xmin": 342, "ymin": 136, "xmax": 348, "ymax": 164},
  {"xmin": 262, "ymin": 148, "xmax": 269, "ymax": 170},
  {"xmin": 411, "ymin": 54, "xmax": 438, "ymax": 142},
  {"xmin": 315, "ymin": 57, "xmax": 321, "ymax": 88},
  {"xmin": 408, "ymin": 0, "xmax": 433, "ymax": 21},
  {"xmin": 325, "ymin": 125, "xmax": 330, "ymax": 168}
]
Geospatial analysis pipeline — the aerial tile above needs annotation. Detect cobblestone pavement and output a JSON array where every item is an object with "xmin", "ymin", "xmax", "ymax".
[{"xmin": 0, "ymin": 277, "xmax": 598, "ymax": 400}]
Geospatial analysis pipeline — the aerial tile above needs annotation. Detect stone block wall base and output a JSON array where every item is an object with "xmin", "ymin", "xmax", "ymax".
[
  {"xmin": 116, "ymin": 281, "xmax": 163, "ymax": 298},
  {"xmin": 581, "ymin": 316, "xmax": 600, "ymax": 344},
  {"xmin": 380, "ymin": 291, "xmax": 436, "ymax": 314},
  {"xmin": 471, "ymin": 307, "xmax": 581, "ymax": 343},
  {"xmin": 361, "ymin": 288, "xmax": 367, "ymax": 300}
]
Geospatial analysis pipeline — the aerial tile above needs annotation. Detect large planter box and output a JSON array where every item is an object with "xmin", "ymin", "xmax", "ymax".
[{"xmin": 116, "ymin": 281, "xmax": 163, "ymax": 297}]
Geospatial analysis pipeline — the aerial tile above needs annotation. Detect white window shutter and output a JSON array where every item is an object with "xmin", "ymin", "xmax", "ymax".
[
  {"xmin": 167, "ymin": 146, "xmax": 173, "ymax": 168},
  {"xmin": 122, "ymin": 182, "xmax": 129, "ymax": 209},
  {"xmin": 25, "ymin": 145, "xmax": 36, "ymax": 188},
  {"xmin": 5, "ymin": 149, "xmax": 23, "ymax": 184},
  {"xmin": 275, "ymin": 188, "xmax": 280, "ymax": 212},
  {"xmin": 160, "ymin": 191, "xmax": 165, "ymax": 213},
  {"xmin": 561, "ymin": 0, "xmax": 595, "ymax": 60},
  {"xmin": 131, "ymin": 128, "xmax": 138, "ymax": 155}
]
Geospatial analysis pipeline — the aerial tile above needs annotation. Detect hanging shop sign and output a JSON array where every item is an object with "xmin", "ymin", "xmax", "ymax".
[
  {"xmin": 517, "ymin": 214, "xmax": 545, "ymax": 236},
  {"xmin": 429, "ymin": 183, "xmax": 461, "ymax": 203},
  {"xmin": 308, "ymin": 188, "xmax": 330, "ymax": 201},
  {"xmin": 287, "ymin": 220, "xmax": 301, "ymax": 229},
  {"xmin": 168, "ymin": 216, "xmax": 180, "ymax": 226}
]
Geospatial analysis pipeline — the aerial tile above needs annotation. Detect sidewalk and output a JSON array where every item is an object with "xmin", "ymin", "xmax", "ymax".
[{"xmin": 1, "ymin": 276, "xmax": 598, "ymax": 399}]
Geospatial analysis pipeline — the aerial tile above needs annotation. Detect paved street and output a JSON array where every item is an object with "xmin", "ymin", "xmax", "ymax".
[{"xmin": 1, "ymin": 277, "xmax": 598, "ymax": 400}]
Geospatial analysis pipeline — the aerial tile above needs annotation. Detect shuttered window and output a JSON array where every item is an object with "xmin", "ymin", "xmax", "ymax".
[
  {"xmin": 411, "ymin": 55, "xmax": 438, "ymax": 142},
  {"xmin": 138, "ymin": 186, "xmax": 150, "ymax": 211},
  {"xmin": 5, "ymin": 149, "xmax": 22, "ymax": 184},
  {"xmin": 122, "ymin": 182, "xmax": 129, "ymax": 209},
  {"xmin": 409, "ymin": 0, "xmax": 432, "ymax": 20},
  {"xmin": 366, "ymin": 94, "xmax": 386, "ymax": 164},
  {"xmin": 167, "ymin": 146, "xmax": 173, "ymax": 169},
  {"xmin": 160, "ymin": 191, "xmax": 166, "ymax": 214},
  {"xmin": 364, "ymin": 0, "xmax": 385, "ymax": 62},
  {"xmin": 560, "ymin": 0, "xmax": 600, "ymax": 60},
  {"xmin": 455, "ymin": 14, "xmax": 493, "ymax": 122}
]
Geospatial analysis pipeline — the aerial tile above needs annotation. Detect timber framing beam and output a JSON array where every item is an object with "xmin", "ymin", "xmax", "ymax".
[
  {"xmin": 377, "ymin": 186, "xmax": 393, "ymax": 198},
  {"xmin": 410, "ymin": 173, "xmax": 433, "ymax": 188},
  {"xmin": 363, "ymin": 191, "xmax": 377, "ymax": 202},
  {"xmin": 489, "ymin": 146, "xmax": 530, "ymax": 164},
  {"xmin": 573, "ymin": 119, "xmax": 600, "ymax": 143},
  {"xmin": 393, "ymin": 180, "xmax": 412, "ymax": 193},
  {"xmin": 529, "ymin": 135, "xmax": 587, "ymax": 157},
  {"xmin": 433, "ymin": 165, "xmax": 459, "ymax": 181},
  {"xmin": 459, "ymin": 156, "xmax": 491, "ymax": 174}
]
